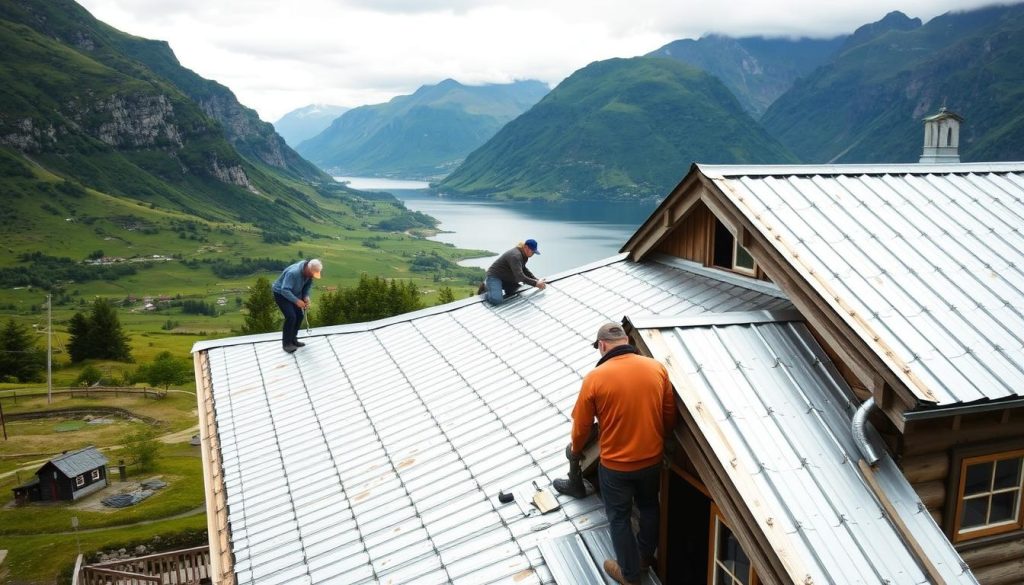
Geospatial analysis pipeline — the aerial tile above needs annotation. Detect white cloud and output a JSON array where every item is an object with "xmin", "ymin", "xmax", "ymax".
[{"xmin": 77, "ymin": 0, "xmax": 1006, "ymax": 121}]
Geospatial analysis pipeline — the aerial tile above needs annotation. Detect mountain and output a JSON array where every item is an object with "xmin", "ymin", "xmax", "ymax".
[
  {"xmin": 435, "ymin": 57, "xmax": 798, "ymax": 201},
  {"xmin": 0, "ymin": 0, "xmax": 335, "ymax": 235},
  {"xmin": 274, "ymin": 104, "xmax": 349, "ymax": 147},
  {"xmin": 648, "ymin": 34, "xmax": 847, "ymax": 117},
  {"xmin": 761, "ymin": 5, "xmax": 1024, "ymax": 163},
  {"xmin": 297, "ymin": 79, "xmax": 549, "ymax": 180}
]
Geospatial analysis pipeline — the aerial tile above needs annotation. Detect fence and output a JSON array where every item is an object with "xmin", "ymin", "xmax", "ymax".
[
  {"xmin": 74, "ymin": 546, "xmax": 210, "ymax": 585},
  {"xmin": 0, "ymin": 387, "xmax": 165, "ymax": 404}
]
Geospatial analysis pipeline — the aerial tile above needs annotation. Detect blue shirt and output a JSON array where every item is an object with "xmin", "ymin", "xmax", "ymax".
[{"xmin": 271, "ymin": 260, "xmax": 313, "ymax": 304}]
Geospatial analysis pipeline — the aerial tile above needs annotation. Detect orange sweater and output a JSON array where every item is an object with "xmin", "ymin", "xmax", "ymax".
[{"xmin": 571, "ymin": 352, "xmax": 676, "ymax": 472}]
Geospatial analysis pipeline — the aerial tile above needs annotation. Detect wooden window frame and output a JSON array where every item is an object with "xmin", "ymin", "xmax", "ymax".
[
  {"xmin": 707, "ymin": 503, "xmax": 759, "ymax": 585},
  {"xmin": 91, "ymin": 469, "xmax": 101, "ymax": 481},
  {"xmin": 710, "ymin": 219, "xmax": 758, "ymax": 277},
  {"xmin": 75, "ymin": 474, "xmax": 85, "ymax": 488},
  {"xmin": 949, "ymin": 446, "xmax": 1024, "ymax": 543}
]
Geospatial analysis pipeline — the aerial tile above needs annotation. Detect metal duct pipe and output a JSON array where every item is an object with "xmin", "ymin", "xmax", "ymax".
[{"xmin": 853, "ymin": 397, "xmax": 880, "ymax": 467}]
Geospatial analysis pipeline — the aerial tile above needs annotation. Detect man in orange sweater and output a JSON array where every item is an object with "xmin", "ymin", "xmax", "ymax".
[{"xmin": 567, "ymin": 322, "xmax": 676, "ymax": 585}]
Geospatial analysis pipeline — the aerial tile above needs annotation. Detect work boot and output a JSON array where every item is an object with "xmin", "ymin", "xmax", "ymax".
[
  {"xmin": 603, "ymin": 560, "xmax": 640, "ymax": 585},
  {"xmin": 552, "ymin": 475, "xmax": 587, "ymax": 499},
  {"xmin": 283, "ymin": 344, "xmax": 297, "ymax": 353},
  {"xmin": 294, "ymin": 341, "xmax": 306, "ymax": 347}
]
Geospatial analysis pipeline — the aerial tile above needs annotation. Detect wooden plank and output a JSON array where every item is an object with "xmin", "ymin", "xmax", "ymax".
[
  {"xmin": 677, "ymin": 425, "xmax": 787, "ymax": 585},
  {"xmin": 628, "ymin": 179, "xmax": 705, "ymax": 261},
  {"xmin": 643, "ymin": 328, "xmax": 814, "ymax": 585},
  {"xmin": 858, "ymin": 460, "xmax": 948, "ymax": 585},
  {"xmin": 193, "ymin": 351, "xmax": 235, "ymax": 585}
]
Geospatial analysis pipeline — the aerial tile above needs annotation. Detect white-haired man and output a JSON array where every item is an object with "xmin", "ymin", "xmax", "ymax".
[{"xmin": 271, "ymin": 258, "xmax": 322, "ymax": 353}]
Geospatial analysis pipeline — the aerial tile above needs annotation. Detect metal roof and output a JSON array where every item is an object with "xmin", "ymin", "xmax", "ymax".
[
  {"xmin": 196, "ymin": 257, "xmax": 790, "ymax": 585},
  {"xmin": 48, "ymin": 445, "xmax": 108, "ymax": 479},
  {"xmin": 699, "ymin": 162, "xmax": 1024, "ymax": 407},
  {"xmin": 633, "ymin": 316, "xmax": 976, "ymax": 584}
]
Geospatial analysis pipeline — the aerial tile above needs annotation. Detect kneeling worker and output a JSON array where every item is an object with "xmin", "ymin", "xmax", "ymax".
[
  {"xmin": 272, "ymin": 258, "xmax": 322, "ymax": 353},
  {"xmin": 482, "ymin": 239, "xmax": 545, "ymax": 305},
  {"xmin": 561, "ymin": 323, "xmax": 676, "ymax": 585}
]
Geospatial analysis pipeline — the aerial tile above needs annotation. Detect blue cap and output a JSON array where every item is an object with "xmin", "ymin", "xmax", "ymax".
[{"xmin": 525, "ymin": 239, "xmax": 540, "ymax": 254}]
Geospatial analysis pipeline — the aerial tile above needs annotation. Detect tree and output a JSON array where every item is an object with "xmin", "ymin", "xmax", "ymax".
[
  {"xmin": 66, "ymin": 312, "xmax": 91, "ymax": 363},
  {"xmin": 315, "ymin": 274, "xmax": 424, "ymax": 326},
  {"xmin": 75, "ymin": 364, "xmax": 103, "ymax": 386},
  {"xmin": 0, "ymin": 319, "xmax": 45, "ymax": 382},
  {"xmin": 437, "ymin": 286, "xmax": 456, "ymax": 304},
  {"xmin": 241, "ymin": 277, "xmax": 280, "ymax": 334},
  {"xmin": 121, "ymin": 427, "xmax": 160, "ymax": 473},
  {"xmin": 66, "ymin": 298, "xmax": 132, "ymax": 363},
  {"xmin": 140, "ymin": 351, "xmax": 191, "ymax": 390}
]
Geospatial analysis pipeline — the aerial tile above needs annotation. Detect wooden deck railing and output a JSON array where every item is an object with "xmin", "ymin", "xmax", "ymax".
[{"xmin": 76, "ymin": 546, "xmax": 210, "ymax": 585}]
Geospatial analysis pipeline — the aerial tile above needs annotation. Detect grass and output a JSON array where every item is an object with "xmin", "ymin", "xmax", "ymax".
[{"xmin": 0, "ymin": 514, "xmax": 208, "ymax": 584}]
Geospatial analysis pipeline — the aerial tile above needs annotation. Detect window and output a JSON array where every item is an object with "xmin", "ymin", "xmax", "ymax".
[
  {"xmin": 91, "ymin": 469, "xmax": 101, "ymax": 481},
  {"xmin": 75, "ymin": 474, "xmax": 85, "ymax": 488},
  {"xmin": 953, "ymin": 449, "xmax": 1024, "ymax": 542},
  {"xmin": 712, "ymin": 220, "xmax": 756, "ymax": 276},
  {"xmin": 708, "ymin": 505, "xmax": 758, "ymax": 585}
]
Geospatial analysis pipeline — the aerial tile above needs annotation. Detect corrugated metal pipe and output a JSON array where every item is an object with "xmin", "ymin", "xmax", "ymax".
[{"xmin": 852, "ymin": 397, "xmax": 880, "ymax": 467}]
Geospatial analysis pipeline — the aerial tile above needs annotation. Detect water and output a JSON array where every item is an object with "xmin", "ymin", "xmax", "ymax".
[{"xmin": 338, "ymin": 177, "xmax": 656, "ymax": 275}]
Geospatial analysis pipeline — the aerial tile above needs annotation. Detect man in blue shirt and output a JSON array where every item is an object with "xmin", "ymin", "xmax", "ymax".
[{"xmin": 271, "ymin": 259, "xmax": 322, "ymax": 353}]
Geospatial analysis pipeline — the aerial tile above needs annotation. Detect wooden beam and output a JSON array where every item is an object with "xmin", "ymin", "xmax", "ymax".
[
  {"xmin": 642, "ymin": 328, "xmax": 815, "ymax": 585},
  {"xmin": 628, "ymin": 178, "xmax": 706, "ymax": 262},
  {"xmin": 193, "ymin": 351, "xmax": 236, "ymax": 585},
  {"xmin": 858, "ymin": 460, "xmax": 948, "ymax": 584}
]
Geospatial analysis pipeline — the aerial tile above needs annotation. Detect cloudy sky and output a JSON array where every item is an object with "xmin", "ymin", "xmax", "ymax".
[{"xmin": 78, "ymin": 0, "xmax": 1003, "ymax": 122}]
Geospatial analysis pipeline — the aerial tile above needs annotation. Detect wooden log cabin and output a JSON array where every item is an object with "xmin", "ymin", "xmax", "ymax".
[{"xmin": 623, "ymin": 161, "xmax": 1024, "ymax": 584}]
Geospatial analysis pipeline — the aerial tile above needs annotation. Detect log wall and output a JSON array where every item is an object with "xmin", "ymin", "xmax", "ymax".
[{"xmin": 900, "ymin": 411, "xmax": 1024, "ymax": 584}]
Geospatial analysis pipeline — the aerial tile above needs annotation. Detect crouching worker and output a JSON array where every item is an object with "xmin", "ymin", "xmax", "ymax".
[
  {"xmin": 272, "ymin": 258, "xmax": 322, "ymax": 353},
  {"xmin": 481, "ymin": 239, "xmax": 546, "ymax": 305},
  {"xmin": 557, "ymin": 322, "xmax": 676, "ymax": 585}
]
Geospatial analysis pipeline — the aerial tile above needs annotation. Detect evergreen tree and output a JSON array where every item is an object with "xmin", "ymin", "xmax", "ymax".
[
  {"xmin": 89, "ymin": 298, "xmax": 132, "ymax": 361},
  {"xmin": 314, "ymin": 275, "xmax": 424, "ymax": 326},
  {"xmin": 241, "ymin": 277, "xmax": 281, "ymax": 334},
  {"xmin": 314, "ymin": 290, "xmax": 347, "ymax": 327},
  {"xmin": 437, "ymin": 286, "xmax": 456, "ymax": 304},
  {"xmin": 66, "ymin": 299, "xmax": 132, "ymax": 363},
  {"xmin": 0, "ymin": 319, "xmax": 45, "ymax": 382},
  {"xmin": 66, "ymin": 312, "xmax": 91, "ymax": 363}
]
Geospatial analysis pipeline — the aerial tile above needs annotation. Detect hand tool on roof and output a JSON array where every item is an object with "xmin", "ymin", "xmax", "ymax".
[
  {"xmin": 531, "ymin": 481, "xmax": 560, "ymax": 514},
  {"xmin": 302, "ymin": 308, "xmax": 311, "ymax": 335}
]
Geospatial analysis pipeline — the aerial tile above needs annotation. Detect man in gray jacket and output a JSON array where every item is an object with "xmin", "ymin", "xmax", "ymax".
[
  {"xmin": 271, "ymin": 259, "xmax": 322, "ymax": 352},
  {"xmin": 483, "ymin": 240, "xmax": 546, "ymax": 305}
]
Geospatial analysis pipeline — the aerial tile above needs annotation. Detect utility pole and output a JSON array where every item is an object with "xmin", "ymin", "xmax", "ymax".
[
  {"xmin": 0, "ymin": 397, "xmax": 7, "ymax": 440},
  {"xmin": 47, "ymin": 294, "xmax": 52, "ymax": 405}
]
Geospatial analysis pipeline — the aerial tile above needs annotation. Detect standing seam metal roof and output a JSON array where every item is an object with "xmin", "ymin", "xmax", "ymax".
[
  {"xmin": 48, "ymin": 445, "xmax": 108, "ymax": 479},
  {"xmin": 198, "ymin": 257, "xmax": 791, "ymax": 584},
  {"xmin": 635, "ymin": 317, "xmax": 976, "ymax": 584},
  {"xmin": 699, "ymin": 162, "xmax": 1024, "ymax": 407}
]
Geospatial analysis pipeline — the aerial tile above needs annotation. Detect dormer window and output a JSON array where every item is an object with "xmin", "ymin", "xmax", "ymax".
[{"xmin": 712, "ymin": 219, "xmax": 757, "ymax": 276}]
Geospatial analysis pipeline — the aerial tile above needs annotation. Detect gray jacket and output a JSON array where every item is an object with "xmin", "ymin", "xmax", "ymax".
[{"xmin": 486, "ymin": 247, "xmax": 538, "ymax": 287}]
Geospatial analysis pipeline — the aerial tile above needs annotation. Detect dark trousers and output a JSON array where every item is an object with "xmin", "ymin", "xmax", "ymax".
[
  {"xmin": 274, "ymin": 292, "xmax": 302, "ymax": 347},
  {"xmin": 599, "ymin": 462, "xmax": 661, "ymax": 582}
]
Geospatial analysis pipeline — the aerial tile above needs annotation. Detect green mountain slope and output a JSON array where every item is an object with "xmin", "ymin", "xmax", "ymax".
[
  {"xmin": 435, "ymin": 57, "xmax": 798, "ymax": 201},
  {"xmin": 297, "ymin": 79, "xmax": 548, "ymax": 179},
  {"xmin": 761, "ymin": 5, "xmax": 1024, "ymax": 163},
  {"xmin": 648, "ymin": 34, "xmax": 847, "ymax": 117},
  {"xmin": 0, "ymin": 0, "xmax": 336, "ymax": 235},
  {"xmin": 274, "ymin": 104, "xmax": 349, "ymax": 147}
]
